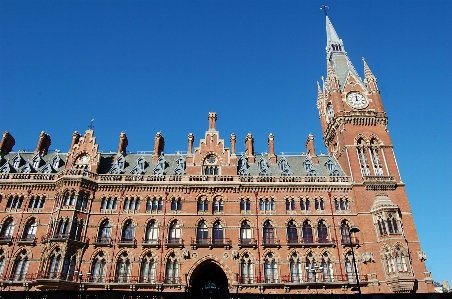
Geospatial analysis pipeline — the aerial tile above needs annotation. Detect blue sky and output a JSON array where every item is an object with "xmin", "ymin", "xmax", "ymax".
[{"xmin": 1, "ymin": 0, "xmax": 451, "ymax": 284}]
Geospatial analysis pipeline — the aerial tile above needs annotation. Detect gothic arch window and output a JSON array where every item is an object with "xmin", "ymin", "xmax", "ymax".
[
  {"xmin": 98, "ymin": 219, "xmax": 112, "ymax": 243},
  {"xmin": 213, "ymin": 198, "xmax": 224, "ymax": 213},
  {"xmin": 64, "ymin": 192, "xmax": 76, "ymax": 206},
  {"xmin": 240, "ymin": 220, "xmax": 253, "ymax": 244},
  {"xmin": 263, "ymin": 221, "xmax": 275, "ymax": 244},
  {"xmin": 302, "ymin": 220, "xmax": 313, "ymax": 243},
  {"xmin": 394, "ymin": 246, "xmax": 409, "ymax": 273},
  {"xmin": 370, "ymin": 138, "xmax": 384, "ymax": 176},
  {"xmin": 140, "ymin": 252, "xmax": 156, "ymax": 283},
  {"xmin": 6, "ymin": 195, "xmax": 24, "ymax": 209},
  {"xmin": 264, "ymin": 253, "xmax": 278, "ymax": 283},
  {"xmin": 335, "ymin": 198, "xmax": 350, "ymax": 211},
  {"xmin": 340, "ymin": 221, "xmax": 351, "ymax": 243},
  {"xmin": 28, "ymin": 195, "xmax": 45, "ymax": 209},
  {"xmin": 165, "ymin": 253, "xmax": 179, "ymax": 284},
  {"xmin": 387, "ymin": 213, "xmax": 399, "ymax": 234},
  {"xmin": 344, "ymin": 251, "xmax": 358, "ymax": 282},
  {"xmin": 61, "ymin": 249, "xmax": 77, "ymax": 281},
  {"xmin": 75, "ymin": 192, "xmax": 88, "ymax": 210},
  {"xmin": 240, "ymin": 253, "xmax": 254, "ymax": 283},
  {"xmin": 240, "ymin": 198, "xmax": 250, "ymax": 212},
  {"xmin": 196, "ymin": 221, "xmax": 208, "ymax": 244},
  {"xmin": 315, "ymin": 198, "xmax": 325, "ymax": 210},
  {"xmin": 0, "ymin": 218, "xmax": 15, "ymax": 240},
  {"xmin": 287, "ymin": 221, "xmax": 298, "ymax": 243},
  {"xmin": 259, "ymin": 198, "xmax": 275, "ymax": 212},
  {"xmin": 305, "ymin": 252, "xmax": 317, "ymax": 282},
  {"xmin": 124, "ymin": 196, "xmax": 140, "ymax": 212},
  {"xmin": 11, "ymin": 250, "xmax": 29, "ymax": 281},
  {"xmin": 321, "ymin": 252, "xmax": 334, "ymax": 282},
  {"xmin": 384, "ymin": 248, "xmax": 396, "ymax": 274},
  {"xmin": 198, "ymin": 197, "xmax": 208, "ymax": 212},
  {"xmin": 145, "ymin": 220, "xmax": 159, "ymax": 244},
  {"xmin": 56, "ymin": 218, "xmax": 70, "ymax": 238},
  {"xmin": 46, "ymin": 248, "xmax": 62, "ymax": 279},
  {"xmin": 317, "ymin": 220, "xmax": 328, "ymax": 243},
  {"xmin": 121, "ymin": 220, "xmax": 135, "ymax": 242},
  {"xmin": 171, "ymin": 198, "xmax": 182, "ymax": 211},
  {"xmin": 286, "ymin": 198, "xmax": 295, "ymax": 211},
  {"xmin": 212, "ymin": 221, "xmax": 224, "ymax": 244},
  {"xmin": 356, "ymin": 138, "xmax": 370, "ymax": 177},
  {"xmin": 91, "ymin": 251, "xmax": 107, "ymax": 282},
  {"xmin": 116, "ymin": 252, "xmax": 131, "ymax": 283},
  {"xmin": 22, "ymin": 218, "xmax": 37, "ymax": 241},
  {"xmin": 101, "ymin": 196, "xmax": 118, "ymax": 211},
  {"xmin": 146, "ymin": 197, "xmax": 163, "ymax": 213},
  {"xmin": 168, "ymin": 221, "xmax": 181, "ymax": 243},
  {"xmin": 300, "ymin": 198, "xmax": 310, "ymax": 210},
  {"xmin": 289, "ymin": 252, "xmax": 303, "ymax": 282}
]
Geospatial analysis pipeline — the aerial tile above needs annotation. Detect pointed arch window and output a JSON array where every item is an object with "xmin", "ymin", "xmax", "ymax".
[
  {"xmin": 240, "ymin": 198, "xmax": 250, "ymax": 212},
  {"xmin": 213, "ymin": 198, "xmax": 224, "ymax": 213},
  {"xmin": 286, "ymin": 199, "xmax": 295, "ymax": 211},
  {"xmin": 0, "ymin": 218, "xmax": 15, "ymax": 240},
  {"xmin": 101, "ymin": 197, "xmax": 118, "ymax": 211},
  {"xmin": 300, "ymin": 198, "xmax": 310, "ymax": 210},
  {"xmin": 121, "ymin": 220, "xmax": 135, "ymax": 242},
  {"xmin": 357, "ymin": 138, "xmax": 370, "ymax": 176},
  {"xmin": 345, "ymin": 251, "xmax": 358, "ymax": 282},
  {"xmin": 28, "ymin": 195, "xmax": 45, "ymax": 209},
  {"xmin": 116, "ymin": 252, "xmax": 131, "ymax": 283},
  {"xmin": 171, "ymin": 198, "xmax": 182, "ymax": 211},
  {"xmin": 196, "ymin": 221, "xmax": 208, "ymax": 244},
  {"xmin": 315, "ymin": 198, "xmax": 325, "ymax": 210},
  {"xmin": 263, "ymin": 221, "xmax": 274, "ymax": 244},
  {"xmin": 168, "ymin": 221, "xmax": 181, "ymax": 243},
  {"xmin": 22, "ymin": 218, "xmax": 37, "ymax": 241},
  {"xmin": 91, "ymin": 251, "xmax": 107, "ymax": 282},
  {"xmin": 61, "ymin": 249, "xmax": 76, "ymax": 281},
  {"xmin": 370, "ymin": 139, "xmax": 384, "ymax": 176},
  {"xmin": 165, "ymin": 253, "xmax": 179, "ymax": 284},
  {"xmin": 240, "ymin": 221, "xmax": 253, "ymax": 244},
  {"xmin": 12, "ymin": 250, "xmax": 29, "ymax": 281},
  {"xmin": 317, "ymin": 220, "xmax": 328, "ymax": 243},
  {"xmin": 98, "ymin": 220, "xmax": 112, "ymax": 243},
  {"xmin": 287, "ymin": 221, "xmax": 298, "ymax": 243},
  {"xmin": 46, "ymin": 248, "xmax": 62, "ymax": 279},
  {"xmin": 305, "ymin": 253, "xmax": 317, "ymax": 282},
  {"xmin": 321, "ymin": 253, "xmax": 334, "ymax": 282},
  {"xmin": 212, "ymin": 221, "xmax": 224, "ymax": 244},
  {"xmin": 240, "ymin": 253, "xmax": 253, "ymax": 283},
  {"xmin": 6, "ymin": 195, "xmax": 24, "ymax": 209},
  {"xmin": 145, "ymin": 220, "xmax": 159, "ymax": 244},
  {"xmin": 197, "ymin": 198, "xmax": 208, "ymax": 212},
  {"xmin": 340, "ymin": 221, "xmax": 351, "ymax": 243},
  {"xmin": 140, "ymin": 252, "xmax": 156, "ymax": 283},
  {"xmin": 289, "ymin": 253, "xmax": 302, "ymax": 282},
  {"xmin": 302, "ymin": 221, "xmax": 313, "ymax": 243},
  {"xmin": 387, "ymin": 213, "xmax": 399, "ymax": 234},
  {"xmin": 264, "ymin": 253, "xmax": 278, "ymax": 283},
  {"xmin": 394, "ymin": 246, "xmax": 409, "ymax": 272},
  {"xmin": 146, "ymin": 197, "xmax": 163, "ymax": 213}
]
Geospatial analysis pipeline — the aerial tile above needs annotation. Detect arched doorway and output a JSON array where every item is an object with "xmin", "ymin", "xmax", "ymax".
[{"xmin": 190, "ymin": 259, "xmax": 229, "ymax": 295}]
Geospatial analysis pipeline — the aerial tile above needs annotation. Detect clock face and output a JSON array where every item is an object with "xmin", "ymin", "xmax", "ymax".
[
  {"xmin": 346, "ymin": 92, "xmax": 368, "ymax": 109},
  {"xmin": 77, "ymin": 155, "xmax": 89, "ymax": 164}
]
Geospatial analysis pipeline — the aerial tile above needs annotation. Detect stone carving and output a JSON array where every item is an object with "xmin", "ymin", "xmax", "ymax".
[
  {"xmin": 182, "ymin": 249, "xmax": 190, "ymax": 259},
  {"xmin": 278, "ymin": 156, "xmax": 293, "ymax": 176},
  {"xmin": 258, "ymin": 155, "xmax": 272, "ymax": 176},
  {"xmin": 153, "ymin": 153, "xmax": 166, "ymax": 175},
  {"xmin": 130, "ymin": 155, "xmax": 146, "ymax": 174},
  {"xmin": 232, "ymin": 250, "xmax": 239, "ymax": 260},
  {"xmin": 417, "ymin": 250, "xmax": 427, "ymax": 262},
  {"xmin": 362, "ymin": 251, "xmax": 374, "ymax": 263},
  {"xmin": 303, "ymin": 156, "xmax": 318, "ymax": 176},
  {"xmin": 237, "ymin": 154, "xmax": 250, "ymax": 176},
  {"xmin": 174, "ymin": 155, "xmax": 186, "ymax": 175}
]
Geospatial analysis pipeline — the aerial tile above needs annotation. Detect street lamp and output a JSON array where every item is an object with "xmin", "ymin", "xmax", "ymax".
[{"xmin": 348, "ymin": 227, "xmax": 362, "ymax": 298}]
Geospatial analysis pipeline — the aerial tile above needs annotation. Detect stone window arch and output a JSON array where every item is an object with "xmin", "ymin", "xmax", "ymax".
[
  {"xmin": 212, "ymin": 220, "xmax": 224, "ymax": 244},
  {"xmin": 101, "ymin": 196, "xmax": 118, "ymax": 211},
  {"xmin": 315, "ymin": 198, "xmax": 325, "ymax": 210},
  {"xmin": 22, "ymin": 218, "xmax": 37, "ymax": 241},
  {"xmin": 240, "ymin": 220, "xmax": 253, "ymax": 244},
  {"xmin": 91, "ymin": 251, "xmax": 107, "ymax": 282},
  {"xmin": 213, "ymin": 197, "xmax": 224, "ymax": 213},
  {"xmin": 140, "ymin": 252, "xmax": 156, "ymax": 283},
  {"xmin": 287, "ymin": 220, "xmax": 298, "ymax": 243},
  {"xmin": 320, "ymin": 252, "xmax": 334, "ymax": 282},
  {"xmin": 302, "ymin": 220, "xmax": 313, "ymax": 243},
  {"xmin": 340, "ymin": 220, "xmax": 352, "ymax": 243},
  {"xmin": 168, "ymin": 220, "xmax": 181, "ymax": 243},
  {"xmin": 286, "ymin": 198, "xmax": 296, "ymax": 211},
  {"xmin": 196, "ymin": 220, "xmax": 208, "ymax": 244},
  {"xmin": 171, "ymin": 197, "xmax": 182, "ymax": 211},
  {"xmin": 11, "ymin": 250, "xmax": 29, "ymax": 281},
  {"xmin": 240, "ymin": 198, "xmax": 251, "ymax": 212},
  {"xmin": 289, "ymin": 252, "xmax": 302, "ymax": 282},
  {"xmin": 240, "ymin": 253, "xmax": 254, "ymax": 283},
  {"xmin": 121, "ymin": 219, "xmax": 135, "ymax": 242},
  {"xmin": 28, "ymin": 195, "xmax": 45, "ymax": 209},
  {"xmin": 197, "ymin": 196, "xmax": 208, "ymax": 212},
  {"xmin": 0, "ymin": 217, "xmax": 15, "ymax": 240},
  {"xmin": 61, "ymin": 249, "xmax": 77, "ymax": 281},
  {"xmin": 165, "ymin": 252, "xmax": 179, "ymax": 284},
  {"xmin": 116, "ymin": 251, "xmax": 131, "ymax": 283},
  {"xmin": 305, "ymin": 252, "xmax": 318, "ymax": 282},
  {"xmin": 370, "ymin": 138, "xmax": 384, "ymax": 176},
  {"xmin": 317, "ymin": 220, "xmax": 328, "ymax": 243},
  {"xmin": 45, "ymin": 247, "xmax": 62, "ymax": 279},
  {"xmin": 344, "ymin": 251, "xmax": 358, "ymax": 283},
  {"xmin": 262, "ymin": 220, "xmax": 275, "ymax": 245},
  {"xmin": 144, "ymin": 220, "xmax": 159, "ymax": 244},
  {"xmin": 264, "ymin": 252, "xmax": 278, "ymax": 283}
]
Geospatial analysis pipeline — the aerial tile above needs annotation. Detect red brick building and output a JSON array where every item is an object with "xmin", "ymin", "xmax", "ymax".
[{"xmin": 0, "ymin": 15, "xmax": 433, "ymax": 294}]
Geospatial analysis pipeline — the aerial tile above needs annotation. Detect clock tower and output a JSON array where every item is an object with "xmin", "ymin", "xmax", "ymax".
[{"xmin": 317, "ymin": 15, "xmax": 433, "ymax": 293}]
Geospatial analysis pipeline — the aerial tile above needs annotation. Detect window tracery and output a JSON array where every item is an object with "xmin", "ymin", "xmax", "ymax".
[
  {"xmin": 240, "ymin": 253, "xmax": 254, "ymax": 283},
  {"xmin": 165, "ymin": 253, "xmax": 179, "ymax": 283},
  {"xmin": 264, "ymin": 253, "xmax": 278, "ymax": 283},
  {"xmin": 91, "ymin": 251, "xmax": 107, "ymax": 282},
  {"xmin": 141, "ymin": 252, "xmax": 156, "ymax": 283}
]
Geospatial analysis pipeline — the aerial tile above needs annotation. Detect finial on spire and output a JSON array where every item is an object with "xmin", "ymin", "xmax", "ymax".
[
  {"xmin": 320, "ymin": 4, "xmax": 330, "ymax": 16},
  {"xmin": 88, "ymin": 119, "xmax": 95, "ymax": 130}
]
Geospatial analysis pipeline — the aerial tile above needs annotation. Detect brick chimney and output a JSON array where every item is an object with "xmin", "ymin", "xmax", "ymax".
[
  {"xmin": 245, "ymin": 133, "xmax": 255, "ymax": 163},
  {"xmin": 306, "ymin": 134, "xmax": 318, "ymax": 164},
  {"xmin": 69, "ymin": 131, "xmax": 81, "ymax": 153},
  {"xmin": 153, "ymin": 132, "xmax": 164, "ymax": 162},
  {"xmin": 35, "ymin": 131, "xmax": 51, "ymax": 156},
  {"xmin": 230, "ymin": 133, "xmax": 236, "ymax": 156},
  {"xmin": 268, "ymin": 133, "xmax": 276, "ymax": 163},
  {"xmin": 208, "ymin": 112, "xmax": 217, "ymax": 130},
  {"xmin": 0, "ymin": 131, "xmax": 15, "ymax": 155},
  {"xmin": 117, "ymin": 132, "xmax": 128, "ymax": 156},
  {"xmin": 187, "ymin": 133, "xmax": 194, "ymax": 155}
]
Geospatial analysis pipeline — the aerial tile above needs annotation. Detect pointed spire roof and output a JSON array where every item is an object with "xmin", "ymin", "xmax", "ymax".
[
  {"xmin": 325, "ymin": 15, "xmax": 364, "ymax": 90},
  {"xmin": 363, "ymin": 57, "xmax": 375, "ymax": 79}
]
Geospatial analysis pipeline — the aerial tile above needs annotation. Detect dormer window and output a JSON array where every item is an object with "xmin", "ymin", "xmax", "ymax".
[{"xmin": 32, "ymin": 155, "xmax": 41, "ymax": 170}]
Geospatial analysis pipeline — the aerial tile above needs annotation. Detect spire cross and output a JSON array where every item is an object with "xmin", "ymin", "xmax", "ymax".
[
  {"xmin": 88, "ymin": 119, "xmax": 95, "ymax": 130},
  {"xmin": 321, "ymin": 4, "xmax": 330, "ymax": 16}
]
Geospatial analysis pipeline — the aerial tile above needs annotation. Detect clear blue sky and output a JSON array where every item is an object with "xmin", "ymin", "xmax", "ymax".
[{"xmin": 1, "ymin": 0, "xmax": 451, "ymax": 284}]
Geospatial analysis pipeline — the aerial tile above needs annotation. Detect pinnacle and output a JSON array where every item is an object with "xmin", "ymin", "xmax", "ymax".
[{"xmin": 362, "ymin": 57, "xmax": 375, "ymax": 79}]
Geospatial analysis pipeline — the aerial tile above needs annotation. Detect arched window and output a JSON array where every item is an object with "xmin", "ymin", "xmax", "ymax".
[
  {"xmin": 357, "ymin": 138, "xmax": 370, "ymax": 176},
  {"xmin": 165, "ymin": 253, "xmax": 179, "ymax": 284},
  {"xmin": 116, "ymin": 252, "xmax": 131, "ymax": 283},
  {"xmin": 196, "ymin": 221, "xmax": 208, "ymax": 244},
  {"xmin": 56, "ymin": 218, "xmax": 70, "ymax": 238},
  {"xmin": 321, "ymin": 253, "xmax": 334, "ymax": 282},
  {"xmin": 240, "ymin": 253, "xmax": 253, "ymax": 284},
  {"xmin": 168, "ymin": 221, "xmax": 181, "ymax": 243},
  {"xmin": 317, "ymin": 221, "xmax": 328, "ymax": 243},
  {"xmin": 28, "ymin": 196, "xmax": 45, "ymax": 209},
  {"xmin": 287, "ymin": 221, "xmax": 298, "ymax": 243},
  {"xmin": 12, "ymin": 250, "xmax": 29, "ymax": 281},
  {"xmin": 61, "ymin": 249, "xmax": 76, "ymax": 281},
  {"xmin": 305, "ymin": 252, "xmax": 317, "ymax": 282},
  {"xmin": 171, "ymin": 198, "xmax": 182, "ymax": 211},
  {"xmin": 384, "ymin": 248, "xmax": 396, "ymax": 274},
  {"xmin": 141, "ymin": 252, "xmax": 156, "ymax": 283},
  {"xmin": 344, "ymin": 251, "xmax": 358, "ymax": 282},
  {"xmin": 212, "ymin": 221, "xmax": 224, "ymax": 244},
  {"xmin": 370, "ymin": 139, "xmax": 383, "ymax": 176},
  {"xmin": 22, "ymin": 218, "xmax": 37, "ymax": 241},
  {"xmin": 102, "ymin": 197, "xmax": 118, "ymax": 211},
  {"xmin": 302, "ymin": 220, "xmax": 313, "ymax": 243},
  {"xmin": 289, "ymin": 253, "xmax": 302, "ymax": 282},
  {"xmin": 98, "ymin": 220, "xmax": 112, "ymax": 243},
  {"xmin": 286, "ymin": 199, "xmax": 295, "ymax": 211},
  {"xmin": 197, "ymin": 198, "xmax": 208, "ymax": 212},
  {"xmin": 91, "ymin": 251, "xmax": 107, "ymax": 282},
  {"xmin": 46, "ymin": 248, "xmax": 62, "ymax": 279},
  {"xmin": 264, "ymin": 253, "xmax": 278, "ymax": 283},
  {"xmin": 121, "ymin": 220, "xmax": 134, "ymax": 242},
  {"xmin": 387, "ymin": 213, "xmax": 399, "ymax": 234},
  {"xmin": 0, "ymin": 250, "xmax": 5, "ymax": 278},
  {"xmin": 263, "ymin": 221, "xmax": 274, "ymax": 244},
  {"xmin": 341, "ymin": 221, "xmax": 351, "ymax": 243},
  {"xmin": 315, "ymin": 199, "xmax": 324, "ymax": 210},
  {"xmin": 240, "ymin": 221, "xmax": 252, "ymax": 244},
  {"xmin": 240, "ymin": 199, "xmax": 251, "ymax": 212},
  {"xmin": 213, "ymin": 198, "xmax": 224, "ymax": 212},
  {"xmin": 394, "ymin": 246, "xmax": 409, "ymax": 272},
  {"xmin": 145, "ymin": 221, "xmax": 159, "ymax": 244},
  {"xmin": 0, "ymin": 218, "xmax": 15, "ymax": 240}
]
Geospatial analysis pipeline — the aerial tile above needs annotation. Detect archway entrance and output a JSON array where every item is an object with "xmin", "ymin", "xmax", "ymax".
[{"xmin": 190, "ymin": 259, "xmax": 229, "ymax": 295}]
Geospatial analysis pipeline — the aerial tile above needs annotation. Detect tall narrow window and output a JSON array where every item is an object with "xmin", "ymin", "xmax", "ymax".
[
  {"xmin": 46, "ymin": 248, "xmax": 62, "ymax": 279},
  {"xmin": 345, "ymin": 251, "xmax": 357, "ymax": 282},
  {"xmin": 317, "ymin": 220, "xmax": 328, "ymax": 243},
  {"xmin": 22, "ymin": 219, "xmax": 37, "ymax": 241},
  {"xmin": 98, "ymin": 220, "xmax": 112, "ymax": 243},
  {"xmin": 357, "ymin": 138, "xmax": 370, "ymax": 176},
  {"xmin": 91, "ymin": 252, "xmax": 107, "ymax": 282},
  {"xmin": 341, "ymin": 221, "xmax": 351, "ymax": 243},
  {"xmin": 196, "ymin": 221, "xmax": 208, "ymax": 244},
  {"xmin": 165, "ymin": 253, "xmax": 179, "ymax": 284},
  {"xmin": 287, "ymin": 221, "xmax": 298, "ymax": 243},
  {"xmin": 305, "ymin": 253, "xmax": 317, "ymax": 282},
  {"xmin": 1, "ymin": 218, "xmax": 15, "ymax": 240},
  {"xmin": 321, "ymin": 253, "xmax": 334, "ymax": 282},
  {"xmin": 289, "ymin": 253, "xmax": 302, "ymax": 283},
  {"xmin": 212, "ymin": 221, "xmax": 224, "ymax": 244},
  {"xmin": 141, "ymin": 252, "xmax": 156, "ymax": 283},
  {"xmin": 121, "ymin": 220, "xmax": 134, "ymax": 242},
  {"xmin": 12, "ymin": 250, "xmax": 29, "ymax": 281},
  {"xmin": 116, "ymin": 252, "xmax": 131, "ymax": 283},
  {"xmin": 263, "ymin": 221, "xmax": 274, "ymax": 244},
  {"xmin": 302, "ymin": 221, "xmax": 313, "ymax": 243},
  {"xmin": 264, "ymin": 253, "xmax": 278, "ymax": 283},
  {"xmin": 240, "ymin": 253, "xmax": 253, "ymax": 283},
  {"xmin": 240, "ymin": 221, "xmax": 252, "ymax": 244},
  {"xmin": 145, "ymin": 221, "xmax": 159, "ymax": 244},
  {"xmin": 0, "ymin": 250, "xmax": 5, "ymax": 278},
  {"xmin": 370, "ymin": 139, "xmax": 384, "ymax": 176},
  {"xmin": 168, "ymin": 221, "xmax": 181, "ymax": 243}
]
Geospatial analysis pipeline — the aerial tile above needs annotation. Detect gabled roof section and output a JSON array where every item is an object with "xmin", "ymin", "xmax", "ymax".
[
  {"xmin": 0, "ymin": 161, "xmax": 11, "ymax": 173},
  {"xmin": 108, "ymin": 154, "xmax": 125, "ymax": 174},
  {"xmin": 325, "ymin": 15, "xmax": 364, "ymax": 91}
]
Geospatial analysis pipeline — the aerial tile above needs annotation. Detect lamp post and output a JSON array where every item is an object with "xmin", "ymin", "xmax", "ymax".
[{"xmin": 348, "ymin": 227, "xmax": 362, "ymax": 298}]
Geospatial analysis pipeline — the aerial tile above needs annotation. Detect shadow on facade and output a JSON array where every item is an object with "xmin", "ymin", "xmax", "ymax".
[{"xmin": 189, "ymin": 259, "xmax": 229, "ymax": 295}]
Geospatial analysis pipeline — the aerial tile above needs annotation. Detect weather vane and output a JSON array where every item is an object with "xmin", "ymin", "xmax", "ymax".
[
  {"xmin": 89, "ymin": 119, "xmax": 95, "ymax": 130},
  {"xmin": 320, "ymin": 4, "xmax": 330, "ymax": 16}
]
